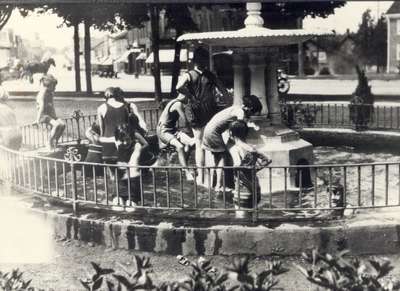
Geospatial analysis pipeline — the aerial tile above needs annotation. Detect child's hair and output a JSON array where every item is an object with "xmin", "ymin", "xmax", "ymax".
[
  {"xmin": 242, "ymin": 95, "xmax": 262, "ymax": 116},
  {"xmin": 104, "ymin": 87, "xmax": 125, "ymax": 102},
  {"xmin": 90, "ymin": 122, "xmax": 100, "ymax": 135},
  {"xmin": 193, "ymin": 47, "xmax": 209, "ymax": 69},
  {"xmin": 40, "ymin": 74, "xmax": 58, "ymax": 88},
  {"xmin": 114, "ymin": 123, "xmax": 135, "ymax": 143},
  {"xmin": 229, "ymin": 120, "xmax": 249, "ymax": 141}
]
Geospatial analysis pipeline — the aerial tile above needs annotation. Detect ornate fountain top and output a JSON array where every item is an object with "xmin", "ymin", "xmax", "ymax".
[{"xmin": 244, "ymin": 2, "xmax": 264, "ymax": 29}]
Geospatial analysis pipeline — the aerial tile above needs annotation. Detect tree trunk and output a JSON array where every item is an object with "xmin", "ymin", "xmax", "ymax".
[
  {"xmin": 84, "ymin": 19, "xmax": 92, "ymax": 94},
  {"xmin": 73, "ymin": 22, "xmax": 81, "ymax": 92},
  {"xmin": 170, "ymin": 29, "xmax": 183, "ymax": 98},
  {"xmin": 150, "ymin": 4, "xmax": 162, "ymax": 103},
  {"xmin": 298, "ymin": 42, "xmax": 304, "ymax": 77}
]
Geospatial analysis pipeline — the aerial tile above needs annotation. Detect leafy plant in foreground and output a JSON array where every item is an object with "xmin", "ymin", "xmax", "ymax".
[{"xmin": 295, "ymin": 249, "xmax": 400, "ymax": 291}]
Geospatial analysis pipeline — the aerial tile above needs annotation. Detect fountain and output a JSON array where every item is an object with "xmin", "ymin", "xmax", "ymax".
[{"xmin": 178, "ymin": 2, "xmax": 332, "ymax": 191}]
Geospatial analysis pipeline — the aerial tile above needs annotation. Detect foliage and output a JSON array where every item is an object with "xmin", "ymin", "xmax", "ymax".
[
  {"xmin": 296, "ymin": 249, "xmax": 400, "ymax": 291},
  {"xmin": 354, "ymin": 9, "xmax": 387, "ymax": 71},
  {"xmin": 0, "ymin": 269, "xmax": 35, "ymax": 291},
  {"xmin": 349, "ymin": 65, "xmax": 374, "ymax": 131},
  {"xmin": 79, "ymin": 255, "xmax": 287, "ymax": 291},
  {"xmin": 281, "ymin": 100, "xmax": 319, "ymax": 128}
]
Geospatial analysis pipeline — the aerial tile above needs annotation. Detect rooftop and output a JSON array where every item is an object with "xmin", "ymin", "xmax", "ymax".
[{"xmin": 386, "ymin": 1, "xmax": 400, "ymax": 14}]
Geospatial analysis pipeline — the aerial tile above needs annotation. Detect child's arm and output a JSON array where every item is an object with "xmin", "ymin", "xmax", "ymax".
[
  {"xmin": 175, "ymin": 100, "xmax": 191, "ymax": 130},
  {"xmin": 129, "ymin": 103, "xmax": 148, "ymax": 133},
  {"xmin": 35, "ymin": 91, "xmax": 45, "ymax": 124},
  {"xmin": 134, "ymin": 132, "xmax": 149, "ymax": 148},
  {"xmin": 175, "ymin": 73, "xmax": 191, "ymax": 97},
  {"xmin": 97, "ymin": 105, "xmax": 105, "ymax": 136}
]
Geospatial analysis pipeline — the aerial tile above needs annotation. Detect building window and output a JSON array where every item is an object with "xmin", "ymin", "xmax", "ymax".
[
  {"xmin": 397, "ymin": 19, "xmax": 400, "ymax": 35},
  {"xmin": 397, "ymin": 44, "xmax": 400, "ymax": 61}
]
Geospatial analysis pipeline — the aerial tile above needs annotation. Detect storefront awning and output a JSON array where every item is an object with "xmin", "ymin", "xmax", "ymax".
[
  {"xmin": 114, "ymin": 48, "xmax": 142, "ymax": 63},
  {"xmin": 145, "ymin": 49, "xmax": 192, "ymax": 63}
]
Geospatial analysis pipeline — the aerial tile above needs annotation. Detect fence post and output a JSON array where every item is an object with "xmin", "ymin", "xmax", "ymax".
[
  {"xmin": 72, "ymin": 110, "xmax": 83, "ymax": 144},
  {"xmin": 252, "ymin": 165, "xmax": 258, "ymax": 223},
  {"xmin": 70, "ymin": 161, "xmax": 78, "ymax": 215}
]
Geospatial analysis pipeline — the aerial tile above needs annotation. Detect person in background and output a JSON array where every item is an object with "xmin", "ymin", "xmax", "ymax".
[
  {"xmin": 176, "ymin": 47, "xmax": 230, "ymax": 186},
  {"xmin": 0, "ymin": 77, "xmax": 9, "ymax": 102},
  {"xmin": 35, "ymin": 74, "xmax": 65, "ymax": 151},
  {"xmin": 157, "ymin": 93, "xmax": 195, "ymax": 181},
  {"xmin": 202, "ymin": 94, "xmax": 262, "ymax": 192}
]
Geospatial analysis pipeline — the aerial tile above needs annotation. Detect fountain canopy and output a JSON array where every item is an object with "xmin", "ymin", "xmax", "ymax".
[{"xmin": 177, "ymin": 3, "xmax": 333, "ymax": 48}]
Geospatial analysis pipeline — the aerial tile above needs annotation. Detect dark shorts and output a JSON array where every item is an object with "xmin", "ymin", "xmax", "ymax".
[
  {"xmin": 101, "ymin": 141, "xmax": 118, "ymax": 164},
  {"xmin": 39, "ymin": 107, "xmax": 57, "ymax": 124}
]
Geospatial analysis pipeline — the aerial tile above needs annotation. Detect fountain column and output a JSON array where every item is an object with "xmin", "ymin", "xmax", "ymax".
[
  {"xmin": 249, "ymin": 53, "xmax": 268, "ymax": 115},
  {"xmin": 232, "ymin": 54, "xmax": 246, "ymax": 106},
  {"xmin": 266, "ymin": 49, "xmax": 281, "ymax": 125}
]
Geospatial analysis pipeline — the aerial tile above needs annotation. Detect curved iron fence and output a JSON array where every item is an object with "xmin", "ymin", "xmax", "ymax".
[
  {"xmin": 280, "ymin": 102, "xmax": 400, "ymax": 131},
  {"xmin": 2, "ymin": 109, "xmax": 400, "ymax": 222}
]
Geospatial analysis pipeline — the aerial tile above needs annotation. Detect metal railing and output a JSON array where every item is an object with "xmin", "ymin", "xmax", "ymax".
[
  {"xmin": 3, "ymin": 141, "xmax": 400, "ymax": 221},
  {"xmin": 8, "ymin": 109, "xmax": 400, "ymax": 221},
  {"xmin": 280, "ymin": 103, "xmax": 400, "ymax": 131}
]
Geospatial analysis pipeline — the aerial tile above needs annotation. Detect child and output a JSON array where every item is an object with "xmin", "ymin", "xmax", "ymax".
[
  {"xmin": 228, "ymin": 120, "xmax": 271, "ymax": 209},
  {"xmin": 114, "ymin": 123, "xmax": 148, "ymax": 206},
  {"xmin": 176, "ymin": 47, "xmax": 231, "ymax": 185},
  {"xmin": 35, "ymin": 74, "xmax": 65, "ymax": 150},
  {"xmin": 156, "ymin": 94, "xmax": 195, "ymax": 181},
  {"xmin": 97, "ymin": 87, "xmax": 147, "ymax": 164},
  {"xmin": 202, "ymin": 94, "xmax": 262, "ymax": 191},
  {"xmin": 83, "ymin": 122, "xmax": 103, "ymax": 175}
]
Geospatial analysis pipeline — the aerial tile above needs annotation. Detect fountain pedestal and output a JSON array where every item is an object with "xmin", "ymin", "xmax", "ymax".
[{"xmin": 247, "ymin": 116, "xmax": 314, "ymax": 193}]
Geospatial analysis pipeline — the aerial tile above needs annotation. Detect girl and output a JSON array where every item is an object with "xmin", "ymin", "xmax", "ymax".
[{"xmin": 202, "ymin": 94, "xmax": 262, "ymax": 191}]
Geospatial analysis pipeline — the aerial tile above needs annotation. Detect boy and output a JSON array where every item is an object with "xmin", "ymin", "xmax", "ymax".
[
  {"xmin": 176, "ymin": 47, "xmax": 230, "ymax": 185},
  {"xmin": 35, "ymin": 74, "xmax": 65, "ymax": 150},
  {"xmin": 157, "ymin": 94, "xmax": 195, "ymax": 181}
]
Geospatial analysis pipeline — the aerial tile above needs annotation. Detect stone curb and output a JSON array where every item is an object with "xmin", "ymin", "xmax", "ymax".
[{"xmin": 29, "ymin": 206, "xmax": 400, "ymax": 256}]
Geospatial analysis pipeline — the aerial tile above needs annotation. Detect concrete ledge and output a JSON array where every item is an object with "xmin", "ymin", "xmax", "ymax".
[
  {"xmin": 299, "ymin": 128, "xmax": 400, "ymax": 152},
  {"xmin": 27, "ymin": 204, "xmax": 400, "ymax": 256}
]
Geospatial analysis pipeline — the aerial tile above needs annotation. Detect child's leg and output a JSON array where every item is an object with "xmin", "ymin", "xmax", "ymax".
[
  {"xmin": 214, "ymin": 152, "xmax": 226, "ymax": 191},
  {"xmin": 128, "ymin": 142, "xmax": 143, "ymax": 178},
  {"xmin": 170, "ymin": 138, "xmax": 194, "ymax": 181},
  {"xmin": 192, "ymin": 127, "xmax": 205, "ymax": 184},
  {"xmin": 49, "ymin": 118, "xmax": 65, "ymax": 148},
  {"xmin": 54, "ymin": 119, "xmax": 66, "ymax": 146}
]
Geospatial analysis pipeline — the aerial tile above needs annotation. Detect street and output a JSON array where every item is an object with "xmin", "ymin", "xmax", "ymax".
[{"xmin": 4, "ymin": 68, "xmax": 400, "ymax": 96}]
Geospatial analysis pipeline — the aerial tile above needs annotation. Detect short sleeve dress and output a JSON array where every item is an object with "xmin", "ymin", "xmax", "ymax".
[{"xmin": 202, "ymin": 106, "xmax": 242, "ymax": 153}]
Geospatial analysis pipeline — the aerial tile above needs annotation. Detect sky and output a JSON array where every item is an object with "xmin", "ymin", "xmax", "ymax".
[{"xmin": 2, "ymin": 1, "xmax": 395, "ymax": 49}]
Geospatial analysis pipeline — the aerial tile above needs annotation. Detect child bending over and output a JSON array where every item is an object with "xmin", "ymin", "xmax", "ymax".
[
  {"xmin": 228, "ymin": 120, "xmax": 271, "ymax": 208},
  {"xmin": 114, "ymin": 123, "xmax": 148, "ymax": 205},
  {"xmin": 202, "ymin": 94, "xmax": 262, "ymax": 191}
]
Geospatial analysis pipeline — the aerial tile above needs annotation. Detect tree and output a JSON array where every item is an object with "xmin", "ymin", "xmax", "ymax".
[
  {"xmin": 372, "ymin": 16, "xmax": 387, "ymax": 73},
  {"xmin": 165, "ymin": 4, "xmax": 198, "ymax": 98},
  {"xmin": 0, "ymin": 5, "xmax": 13, "ymax": 31},
  {"xmin": 355, "ymin": 9, "xmax": 375, "ymax": 68}
]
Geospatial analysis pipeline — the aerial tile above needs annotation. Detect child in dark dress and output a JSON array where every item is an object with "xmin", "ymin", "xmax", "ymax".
[{"xmin": 114, "ymin": 123, "xmax": 148, "ymax": 206}]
